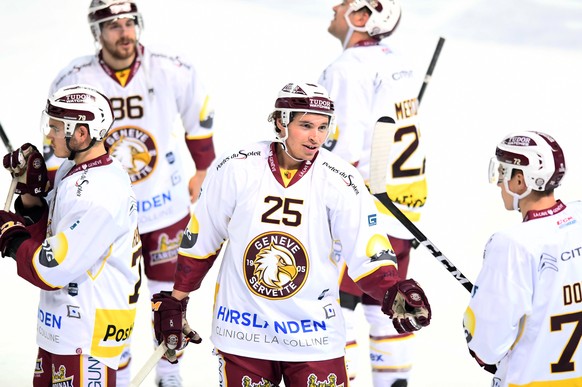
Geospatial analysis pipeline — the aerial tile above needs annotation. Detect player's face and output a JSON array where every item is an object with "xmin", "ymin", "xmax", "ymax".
[
  {"xmin": 45, "ymin": 118, "xmax": 69, "ymax": 158},
  {"xmin": 100, "ymin": 17, "xmax": 137, "ymax": 61},
  {"xmin": 281, "ymin": 113, "xmax": 330, "ymax": 165},
  {"xmin": 328, "ymin": 1, "xmax": 351, "ymax": 41}
]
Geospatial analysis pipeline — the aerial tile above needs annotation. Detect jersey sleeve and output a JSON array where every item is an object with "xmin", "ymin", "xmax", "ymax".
[
  {"xmin": 174, "ymin": 158, "xmax": 231, "ymax": 292},
  {"xmin": 328, "ymin": 166, "xmax": 399, "ymax": 301},
  {"xmin": 16, "ymin": 198, "xmax": 128, "ymax": 290},
  {"xmin": 176, "ymin": 59, "xmax": 216, "ymax": 171},
  {"xmin": 463, "ymin": 232, "xmax": 533, "ymax": 364}
]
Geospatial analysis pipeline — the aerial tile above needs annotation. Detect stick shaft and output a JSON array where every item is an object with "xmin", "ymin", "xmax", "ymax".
[
  {"xmin": 130, "ymin": 343, "xmax": 167, "ymax": 387},
  {"xmin": 373, "ymin": 191, "xmax": 473, "ymax": 292},
  {"xmin": 417, "ymin": 36, "xmax": 445, "ymax": 103},
  {"xmin": 0, "ymin": 122, "xmax": 13, "ymax": 153},
  {"xmin": 369, "ymin": 117, "xmax": 473, "ymax": 293},
  {"xmin": 4, "ymin": 178, "xmax": 17, "ymax": 211}
]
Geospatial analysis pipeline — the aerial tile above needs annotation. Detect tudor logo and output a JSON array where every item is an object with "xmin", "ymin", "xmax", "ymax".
[
  {"xmin": 105, "ymin": 126, "xmax": 158, "ymax": 184},
  {"xmin": 244, "ymin": 232, "xmax": 309, "ymax": 300}
]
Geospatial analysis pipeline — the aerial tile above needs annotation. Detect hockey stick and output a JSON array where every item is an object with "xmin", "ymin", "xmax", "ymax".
[
  {"xmin": 369, "ymin": 116, "xmax": 473, "ymax": 292},
  {"xmin": 0, "ymin": 121, "xmax": 13, "ymax": 153},
  {"xmin": 130, "ymin": 343, "xmax": 167, "ymax": 387},
  {"xmin": 417, "ymin": 36, "xmax": 445, "ymax": 103},
  {"xmin": 4, "ymin": 178, "xmax": 17, "ymax": 211},
  {"xmin": 1, "ymin": 122, "xmax": 16, "ymax": 210}
]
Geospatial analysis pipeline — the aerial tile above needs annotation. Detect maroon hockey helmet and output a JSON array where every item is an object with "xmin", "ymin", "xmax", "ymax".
[
  {"xmin": 88, "ymin": 0, "xmax": 143, "ymax": 41},
  {"xmin": 273, "ymin": 82, "xmax": 336, "ymax": 142}
]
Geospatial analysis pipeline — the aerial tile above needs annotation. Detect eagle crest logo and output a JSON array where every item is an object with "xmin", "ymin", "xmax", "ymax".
[
  {"xmin": 104, "ymin": 126, "xmax": 158, "ymax": 183},
  {"xmin": 253, "ymin": 243, "xmax": 298, "ymax": 289},
  {"xmin": 244, "ymin": 232, "xmax": 308, "ymax": 300}
]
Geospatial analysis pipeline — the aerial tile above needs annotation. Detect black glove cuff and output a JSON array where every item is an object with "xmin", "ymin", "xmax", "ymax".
[
  {"xmin": 3, "ymin": 234, "xmax": 29, "ymax": 260},
  {"xmin": 14, "ymin": 196, "xmax": 47, "ymax": 225}
]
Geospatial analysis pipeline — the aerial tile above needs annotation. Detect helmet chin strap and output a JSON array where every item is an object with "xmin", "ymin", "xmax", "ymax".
[
  {"xmin": 276, "ymin": 127, "xmax": 309, "ymax": 165},
  {"xmin": 66, "ymin": 137, "xmax": 97, "ymax": 161},
  {"xmin": 343, "ymin": 26, "xmax": 355, "ymax": 50},
  {"xmin": 503, "ymin": 180, "xmax": 532, "ymax": 211}
]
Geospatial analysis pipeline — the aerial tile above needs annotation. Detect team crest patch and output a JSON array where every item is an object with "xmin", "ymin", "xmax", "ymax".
[
  {"xmin": 307, "ymin": 373, "xmax": 344, "ymax": 386},
  {"xmin": 244, "ymin": 232, "xmax": 308, "ymax": 300},
  {"xmin": 105, "ymin": 126, "xmax": 158, "ymax": 183},
  {"xmin": 35, "ymin": 358, "xmax": 43, "ymax": 374},
  {"xmin": 52, "ymin": 364, "xmax": 74, "ymax": 387},
  {"xmin": 151, "ymin": 231, "xmax": 182, "ymax": 265},
  {"xmin": 241, "ymin": 376, "xmax": 275, "ymax": 387}
]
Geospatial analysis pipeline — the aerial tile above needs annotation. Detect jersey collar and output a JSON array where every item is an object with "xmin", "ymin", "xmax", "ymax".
[
  {"xmin": 353, "ymin": 39, "xmax": 381, "ymax": 48},
  {"xmin": 523, "ymin": 200, "xmax": 566, "ymax": 222},
  {"xmin": 268, "ymin": 143, "xmax": 316, "ymax": 188},
  {"xmin": 64, "ymin": 154, "xmax": 113, "ymax": 179}
]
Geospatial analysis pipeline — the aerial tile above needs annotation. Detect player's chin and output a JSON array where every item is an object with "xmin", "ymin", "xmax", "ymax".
[
  {"xmin": 53, "ymin": 148, "xmax": 69, "ymax": 159},
  {"xmin": 302, "ymin": 145, "xmax": 320, "ymax": 158}
]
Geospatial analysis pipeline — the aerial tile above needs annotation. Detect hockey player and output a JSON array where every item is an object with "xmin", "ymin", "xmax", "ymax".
[
  {"xmin": 464, "ymin": 131, "xmax": 582, "ymax": 386},
  {"xmin": 0, "ymin": 84, "xmax": 141, "ymax": 386},
  {"xmin": 318, "ymin": 1, "xmax": 427, "ymax": 385},
  {"xmin": 150, "ymin": 82, "xmax": 431, "ymax": 386},
  {"xmin": 44, "ymin": 1, "xmax": 216, "ymax": 385}
]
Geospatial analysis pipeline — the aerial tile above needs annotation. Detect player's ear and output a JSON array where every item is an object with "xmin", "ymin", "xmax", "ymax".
[
  {"xmin": 516, "ymin": 172, "xmax": 524, "ymax": 186},
  {"xmin": 76, "ymin": 124, "xmax": 91, "ymax": 142},
  {"xmin": 353, "ymin": 7, "xmax": 370, "ymax": 27}
]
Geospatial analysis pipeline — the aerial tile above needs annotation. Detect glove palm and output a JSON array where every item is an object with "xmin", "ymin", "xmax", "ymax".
[{"xmin": 382, "ymin": 278, "xmax": 431, "ymax": 333}]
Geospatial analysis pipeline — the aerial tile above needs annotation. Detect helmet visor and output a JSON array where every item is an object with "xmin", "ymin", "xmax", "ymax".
[
  {"xmin": 40, "ymin": 111, "xmax": 66, "ymax": 138},
  {"xmin": 488, "ymin": 157, "xmax": 509, "ymax": 185}
]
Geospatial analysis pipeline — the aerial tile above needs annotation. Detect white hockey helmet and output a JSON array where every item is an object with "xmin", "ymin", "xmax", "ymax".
[
  {"xmin": 345, "ymin": 0, "xmax": 401, "ymax": 40},
  {"xmin": 489, "ymin": 131, "xmax": 566, "ymax": 192},
  {"xmin": 43, "ymin": 84, "xmax": 115, "ymax": 141},
  {"xmin": 88, "ymin": 0, "xmax": 143, "ymax": 41},
  {"xmin": 274, "ymin": 82, "xmax": 336, "ymax": 129}
]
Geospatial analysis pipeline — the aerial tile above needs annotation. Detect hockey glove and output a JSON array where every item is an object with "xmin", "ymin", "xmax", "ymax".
[
  {"xmin": 382, "ymin": 278, "xmax": 431, "ymax": 333},
  {"xmin": 3, "ymin": 143, "xmax": 50, "ymax": 197},
  {"xmin": 0, "ymin": 210, "xmax": 30, "ymax": 258},
  {"xmin": 151, "ymin": 291, "xmax": 201, "ymax": 363}
]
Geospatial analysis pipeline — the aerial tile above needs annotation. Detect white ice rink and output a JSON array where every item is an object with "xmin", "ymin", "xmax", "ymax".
[{"xmin": 1, "ymin": 0, "xmax": 582, "ymax": 385}]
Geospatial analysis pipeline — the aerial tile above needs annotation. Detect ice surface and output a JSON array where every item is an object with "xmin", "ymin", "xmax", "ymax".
[{"xmin": 1, "ymin": 1, "xmax": 581, "ymax": 385}]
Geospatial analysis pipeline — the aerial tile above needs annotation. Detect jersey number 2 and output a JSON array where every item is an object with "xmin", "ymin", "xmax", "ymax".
[
  {"xmin": 261, "ymin": 196, "xmax": 303, "ymax": 226},
  {"xmin": 392, "ymin": 125, "xmax": 425, "ymax": 178}
]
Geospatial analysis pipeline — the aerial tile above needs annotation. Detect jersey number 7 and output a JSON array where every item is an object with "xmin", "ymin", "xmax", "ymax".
[{"xmin": 550, "ymin": 311, "xmax": 582, "ymax": 373}]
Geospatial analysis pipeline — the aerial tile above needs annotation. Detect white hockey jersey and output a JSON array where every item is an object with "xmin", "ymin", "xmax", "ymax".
[
  {"xmin": 44, "ymin": 45, "xmax": 215, "ymax": 233},
  {"xmin": 319, "ymin": 42, "xmax": 426, "ymax": 239},
  {"xmin": 175, "ymin": 142, "xmax": 401, "ymax": 361},
  {"xmin": 16, "ymin": 155, "xmax": 141, "ymax": 370},
  {"xmin": 464, "ymin": 200, "xmax": 582, "ymax": 386}
]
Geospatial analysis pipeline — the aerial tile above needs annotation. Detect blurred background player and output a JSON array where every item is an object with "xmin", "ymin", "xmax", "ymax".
[
  {"xmin": 318, "ymin": 1, "xmax": 428, "ymax": 386},
  {"xmin": 43, "ymin": 1, "xmax": 216, "ymax": 386},
  {"xmin": 0, "ymin": 84, "xmax": 141, "ymax": 386},
  {"xmin": 151, "ymin": 82, "xmax": 431, "ymax": 386},
  {"xmin": 464, "ymin": 131, "xmax": 582, "ymax": 386}
]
